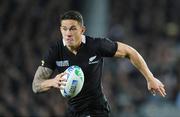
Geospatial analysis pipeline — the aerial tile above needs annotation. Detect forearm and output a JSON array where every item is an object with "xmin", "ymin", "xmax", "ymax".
[
  {"xmin": 115, "ymin": 42, "xmax": 154, "ymax": 81},
  {"xmin": 115, "ymin": 42, "xmax": 166, "ymax": 97},
  {"xmin": 32, "ymin": 79, "xmax": 53, "ymax": 93},
  {"xmin": 32, "ymin": 66, "xmax": 53, "ymax": 93},
  {"xmin": 129, "ymin": 49, "xmax": 154, "ymax": 81}
]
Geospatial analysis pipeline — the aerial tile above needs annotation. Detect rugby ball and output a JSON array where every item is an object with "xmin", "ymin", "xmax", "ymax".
[{"xmin": 60, "ymin": 65, "xmax": 84, "ymax": 98}]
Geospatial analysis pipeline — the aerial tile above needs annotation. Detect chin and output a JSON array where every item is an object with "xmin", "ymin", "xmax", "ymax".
[
  {"xmin": 66, "ymin": 42, "xmax": 73, "ymax": 46},
  {"xmin": 66, "ymin": 43, "xmax": 75, "ymax": 48}
]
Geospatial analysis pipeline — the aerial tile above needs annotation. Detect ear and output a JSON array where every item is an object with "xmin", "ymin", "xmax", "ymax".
[{"xmin": 81, "ymin": 26, "xmax": 86, "ymax": 34}]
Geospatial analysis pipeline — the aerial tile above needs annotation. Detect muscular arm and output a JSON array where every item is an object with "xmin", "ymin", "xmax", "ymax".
[
  {"xmin": 32, "ymin": 66, "xmax": 53, "ymax": 93},
  {"xmin": 32, "ymin": 66, "xmax": 67, "ymax": 93},
  {"xmin": 114, "ymin": 42, "xmax": 166, "ymax": 97},
  {"xmin": 114, "ymin": 42, "xmax": 153, "ymax": 81}
]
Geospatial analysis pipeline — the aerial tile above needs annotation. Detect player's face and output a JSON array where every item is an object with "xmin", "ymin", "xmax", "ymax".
[{"xmin": 60, "ymin": 20, "xmax": 85, "ymax": 48}]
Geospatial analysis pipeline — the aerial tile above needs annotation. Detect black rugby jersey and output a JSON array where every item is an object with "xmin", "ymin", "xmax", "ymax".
[{"xmin": 42, "ymin": 35, "xmax": 117, "ymax": 112}]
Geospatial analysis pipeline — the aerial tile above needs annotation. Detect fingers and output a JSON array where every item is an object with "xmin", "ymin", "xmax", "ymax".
[
  {"xmin": 55, "ymin": 72, "xmax": 67, "ymax": 81},
  {"xmin": 150, "ymin": 89, "xmax": 156, "ymax": 96},
  {"xmin": 150, "ymin": 86, "xmax": 167, "ymax": 97},
  {"xmin": 56, "ymin": 72, "xmax": 67, "ymax": 78},
  {"xmin": 148, "ymin": 78, "xmax": 167, "ymax": 97},
  {"xmin": 52, "ymin": 79, "xmax": 65, "ymax": 88},
  {"xmin": 59, "ymin": 80, "xmax": 67, "ymax": 90},
  {"xmin": 54, "ymin": 80, "xmax": 66, "ymax": 89},
  {"xmin": 158, "ymin": 86, "xmax": 166, "ymax": 97},
  {"xmin": 52, "ymin": 72, "xmax": 67, "ymax": 89}
]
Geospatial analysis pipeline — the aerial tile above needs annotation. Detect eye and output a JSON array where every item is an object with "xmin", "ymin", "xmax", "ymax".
[
  {"xmin": 61, "ymin": 27, "xmax": 67, "ymax": 31},
  {"xmin": 70, "ymin": 27, "xmax": 77, "ymax": 31}
]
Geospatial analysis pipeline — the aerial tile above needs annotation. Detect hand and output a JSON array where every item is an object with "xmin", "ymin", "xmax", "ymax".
[
  {"xmin": 147, "ymin": 78, "xmax": 166, "ymax": 97},
  {"xmin": 50, "ymin": 72, "xmax": 67, "ymax": 90}
]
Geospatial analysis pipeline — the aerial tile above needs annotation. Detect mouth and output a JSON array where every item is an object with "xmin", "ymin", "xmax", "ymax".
[
  {"xmin": 65, "ymin": 37, "xmax": 74, "ymax": 44},
  {"xmin": 67, "ymin": 37, "xmax": 73, "ymax": 41}
]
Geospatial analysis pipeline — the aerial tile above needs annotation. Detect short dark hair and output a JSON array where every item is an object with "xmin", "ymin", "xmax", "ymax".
[{"xmin": 60, "ymin": 10, "xmax": 84, "ymax": 26}]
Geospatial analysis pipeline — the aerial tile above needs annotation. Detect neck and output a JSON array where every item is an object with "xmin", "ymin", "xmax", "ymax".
[{"xmin": 66, "ymin": 42, "xmax": 81, "ymax": 55}]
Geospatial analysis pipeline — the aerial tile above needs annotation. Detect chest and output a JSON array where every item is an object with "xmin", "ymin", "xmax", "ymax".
[{"xmin": 55, "ymin": 46, "xmax": 102, "ymax": 73}]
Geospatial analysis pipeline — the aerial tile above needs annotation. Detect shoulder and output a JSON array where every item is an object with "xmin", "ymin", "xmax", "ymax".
[
  {"xmin": 85, "ymin": 35, "xmax": 104, "ymax": 42},
  {"xmin": 85, "ymin": 36, "xmax": 101, "ymax": 51},
  {"xmin": 85, "ymin": 35, "xmax": 107, "ymax": 46},
  {"xmin": 86, "ymin": 35, "xmax": 116, "ymax": 47},
  {"xmin": 86, "ymin": 35, "xmax": 113, "ymax": 42}
]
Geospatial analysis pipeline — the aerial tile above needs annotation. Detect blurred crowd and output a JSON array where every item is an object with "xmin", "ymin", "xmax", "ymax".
[
  {"xmin": 105, "ymin": 0, "xmax": 180, "ymax": 116},
  {"xmin": 0, "ymin": 0, "xmax": 71, "ymax": 116},
  {"xmin": 0, "ymin": 0, "xmax": 180, "ymax": 117}
]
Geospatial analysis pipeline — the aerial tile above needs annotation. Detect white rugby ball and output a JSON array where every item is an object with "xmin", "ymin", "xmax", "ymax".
[{"xmin": 60, "ymin": 65, "xmax": 84, "ymax": 98}]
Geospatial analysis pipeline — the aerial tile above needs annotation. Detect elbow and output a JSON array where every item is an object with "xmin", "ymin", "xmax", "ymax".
[
  {"xmin": 32, "ymin": 87, "xmax": 38, "ymax": 94},
  {"xmin": 126, "ymin": 47, "xmax": 139, "ymax": 60},
  {"xmin": 32, "ymin": 81, "xmax": 39, "ymax": 93}
]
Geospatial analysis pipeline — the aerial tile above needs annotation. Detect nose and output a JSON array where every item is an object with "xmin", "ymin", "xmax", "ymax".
[
  {"xmin": 67, "ymin": 35, "xmax": 72, "ymax": 38},
  {"xmin": 65, "ymin": 30, "xmax": 72, "ymax": 37},
  {"xmin": 65, "ymin": 29, "xmax": 72, "ymax": 35}
]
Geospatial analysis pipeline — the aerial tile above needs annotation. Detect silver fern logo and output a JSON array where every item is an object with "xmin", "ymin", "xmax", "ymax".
[{"xmin": 89, "ymin": 56, "xmax": 99, "ymax": 64}]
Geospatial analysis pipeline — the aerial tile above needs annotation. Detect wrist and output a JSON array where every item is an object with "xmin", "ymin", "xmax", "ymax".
[
  {"xmin": 145, "ymin": 74, "xmax": 155, "ymax": 82},
  {"xmin": 41, "ymin": 79, "xmax": 54, "ymax": 89}
]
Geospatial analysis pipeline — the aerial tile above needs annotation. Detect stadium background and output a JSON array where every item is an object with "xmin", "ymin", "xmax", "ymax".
[{"xmin": 0, "ymin": 0, "xmax": 180, "ymax": 116}]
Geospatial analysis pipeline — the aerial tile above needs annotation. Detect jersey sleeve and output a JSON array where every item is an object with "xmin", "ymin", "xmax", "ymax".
[
  {"xmin": 41, "ymin": 43, "xmax": 58, "ymax": 70},
  {"xmin": 96, "ymin": 38, "xmax": 118, "ymax": 57}
]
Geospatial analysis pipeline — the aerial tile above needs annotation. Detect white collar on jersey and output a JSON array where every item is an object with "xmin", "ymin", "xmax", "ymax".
[{"xmin": 62, "ymin": 35, "xmax": 86, "ymax": 46}]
